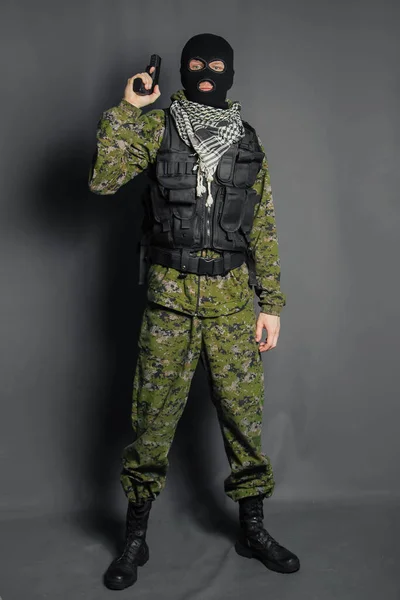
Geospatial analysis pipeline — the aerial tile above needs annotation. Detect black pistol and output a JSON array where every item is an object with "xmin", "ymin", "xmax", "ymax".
[{"xmin": 133, "ymin": 54, "xmax": 162, "ymax": 95}]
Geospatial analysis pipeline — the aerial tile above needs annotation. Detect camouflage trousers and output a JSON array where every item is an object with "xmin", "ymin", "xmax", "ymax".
[{"xmin": 120, "ymin": 297, "xmax": 275, "ymax": 503}]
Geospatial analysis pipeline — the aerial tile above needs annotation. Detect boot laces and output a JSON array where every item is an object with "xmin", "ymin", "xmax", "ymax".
[
  {"xmin": 240, "ymin": 497, "xmax": 281, "ymax": 550},
  {"xmin": 115, "ymin": 500, "xmax": 151, "ymax": 563},
  {"xmin": 117, "ymin": 536, "xmax": 143, "ymax": 563}
]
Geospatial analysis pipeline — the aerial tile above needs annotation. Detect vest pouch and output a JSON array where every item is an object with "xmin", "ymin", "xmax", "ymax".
[
  {"xmin": 149, "ymin": 185, "xmax": 171, "ymax": 232},
  {"xmin": 233, "ymin": 149, "xmax": 265, "ymax": 188},
  {"xmin": 168, "ymin": 188, "xmax": 197, "ymax": 245},
  {"xmin": 156, "ymin": 156, "xmax": 197, "ymax": 190},
  {"xmin": 215, "ymin": 145, "xmax": 237, "ymax": 184},
  {"xmin": 168, "ymin": 188, "xmax": 196, "ymax": 205},
  {"xmin": 168, "ymin": 188, "xmax": 197, "ymax": 221},
  {"xmin": 220, "ymin": 187, "xmax": 246, "ymax": 241},
  {"xmin": 247, "ymin": 150, "xmax": 265, "ymax": 186}
]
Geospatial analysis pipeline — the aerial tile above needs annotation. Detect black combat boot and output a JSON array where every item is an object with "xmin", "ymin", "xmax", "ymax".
[
  {"xmin": 235, "ymin": 495, "xmax": 300, "ymax": 574},
  {"xmin": 103, "ymin": 498, "xmax": 153, "ymax": 590}
]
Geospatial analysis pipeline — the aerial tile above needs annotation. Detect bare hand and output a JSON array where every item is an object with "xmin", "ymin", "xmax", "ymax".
[
  {"xmin": 255, "ymin": 313, "xmax": 280, "ymax": 353},
  {"xmin": 123, "ymin": 66, "xmax": 161, "ymax": 109}
]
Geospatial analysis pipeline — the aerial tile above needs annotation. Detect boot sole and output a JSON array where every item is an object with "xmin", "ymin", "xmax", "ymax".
[
  {"xmin": 235, "ymin": 540, "xmax": 300, "ymax": 574},
  {"xmin": 103, "ymin": 547, "xmax": 149, "ymax": 590}
]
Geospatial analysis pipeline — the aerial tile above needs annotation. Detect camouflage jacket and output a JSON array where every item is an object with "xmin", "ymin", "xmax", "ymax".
[{"xmin": 88, "ymin": 88, "xmax": 287, "ymax": 318}]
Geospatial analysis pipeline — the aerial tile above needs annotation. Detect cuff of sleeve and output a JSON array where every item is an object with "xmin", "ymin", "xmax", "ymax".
[
  {"xmin": 117, "ymin": 98, "xmax": 143, "ymax": 117},
  {"xmin": 258, "ymin": 303, "xmax": 283, "ymax": 316}
]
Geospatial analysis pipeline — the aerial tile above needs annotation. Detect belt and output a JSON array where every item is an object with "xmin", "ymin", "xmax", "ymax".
[{"xmin": 147, "ymin": 246, "xmax": 247, "ymax": 276}]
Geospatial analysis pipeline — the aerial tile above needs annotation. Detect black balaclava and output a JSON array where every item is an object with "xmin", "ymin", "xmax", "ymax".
[{"xmin": 180, "ymin": 33, "xmax": 235, "ymax": 109}]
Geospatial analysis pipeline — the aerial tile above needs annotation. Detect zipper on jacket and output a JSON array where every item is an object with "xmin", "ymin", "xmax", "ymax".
[
  {"xmin": 205, "ymin": 201, "xmax": 211, "ymax": 248},
  {"xmin": 206, "ymin": 206, "xmax": 211, "ymax": 247},
  {"xmin": 205, "ymin": 186, "xmax": 220, "ymax": 248},
  {"xmin": 194, "ymin": 185, "xmax": 219, "ymax": 317}
]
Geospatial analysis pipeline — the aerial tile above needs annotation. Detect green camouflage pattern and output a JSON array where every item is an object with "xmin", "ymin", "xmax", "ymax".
[
  {"xmin": 88, "ymin": 88, "xmax": 286, "ymax": 316},
  {"xmin": 146, "ymin": 257, "xmax": 253, "ymax": 318},
  {"xmin": 119, "ymin": 297, "xmax": 275, "ymax": 502}
]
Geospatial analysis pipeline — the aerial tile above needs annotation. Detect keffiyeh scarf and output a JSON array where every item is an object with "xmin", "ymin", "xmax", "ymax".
[{"xmin": 169, "ymin": 89, "xmax": 245, "ymax": 208}]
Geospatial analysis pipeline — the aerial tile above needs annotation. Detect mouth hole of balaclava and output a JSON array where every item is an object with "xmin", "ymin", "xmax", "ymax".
[{"xmin": 196, "ymin": 79, "xmax": 215, "ymax": 92}]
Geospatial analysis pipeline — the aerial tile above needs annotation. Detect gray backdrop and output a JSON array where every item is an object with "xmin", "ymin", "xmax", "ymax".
[{"xmin": 1, "ymin": 0, "xmax": 399, "ymax": 519}]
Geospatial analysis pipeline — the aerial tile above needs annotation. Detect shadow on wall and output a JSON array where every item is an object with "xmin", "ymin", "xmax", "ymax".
[{"xmin": 31, "ymin": 136, "xmax": 225, "ymax": 550}]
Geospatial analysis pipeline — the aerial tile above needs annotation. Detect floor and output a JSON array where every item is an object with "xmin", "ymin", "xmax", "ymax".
[{"xmin": 0, "ymin": 498, "xmax": 399, "ymax": 600}]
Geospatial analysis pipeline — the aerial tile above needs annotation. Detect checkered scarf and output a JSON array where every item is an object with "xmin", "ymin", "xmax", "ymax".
[{"xmin": 169, "ymin": 89, "xmax": 245, "ymax": 207}]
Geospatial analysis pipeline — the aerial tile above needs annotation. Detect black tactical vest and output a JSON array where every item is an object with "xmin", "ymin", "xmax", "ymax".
[{"xmin": 138, "ymin": 107, "xmax": 265, "ymax": 283}]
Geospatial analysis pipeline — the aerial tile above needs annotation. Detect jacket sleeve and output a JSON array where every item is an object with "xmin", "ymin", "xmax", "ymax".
[
  {"xmin": 88, "ymin": 98, "xmax": 165, "ymax": 195},
  {"xmin": 248, "ymin": 138, "xmax": 287, "ymax": 316}
]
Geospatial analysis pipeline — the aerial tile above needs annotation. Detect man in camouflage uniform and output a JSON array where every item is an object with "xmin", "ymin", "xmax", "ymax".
[{"xmin": 89, "ymin": 33, "xmax": 300, "ymax": 591}]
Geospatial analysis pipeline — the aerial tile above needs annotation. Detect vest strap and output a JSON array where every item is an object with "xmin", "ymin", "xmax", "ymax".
[{"xmin": 245, "ymin": 249, "xmax": 257, "ymax": 287}]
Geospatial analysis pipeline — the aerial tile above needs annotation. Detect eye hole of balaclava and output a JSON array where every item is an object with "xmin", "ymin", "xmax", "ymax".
[
  {"xmin": 180, "ymin": 33, "xmax": 235, "ymax": 109},
  {"xmin": 188, "ymin": 58, "xmax": 226, "ymax": 73}
]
